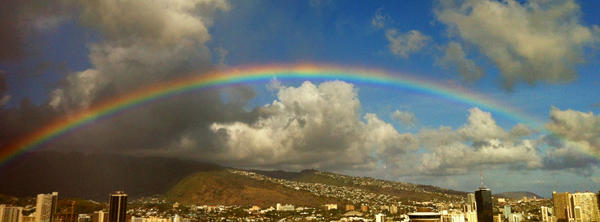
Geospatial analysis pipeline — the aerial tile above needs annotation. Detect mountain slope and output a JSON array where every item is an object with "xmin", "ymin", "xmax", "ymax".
[
  {"xmin": 252, "ymin": 169, "xmax": 466, "ymax": 202},
  {"xmin": 165, "ymin": 170, "xmax": 341, "ymax": 207},
  {"xmin": 496, "ymin": 191, "xmax": 542, "ymax": 200},
  {"xmin": 0, "ymin": 151, "xmax": 221, "ymax": 201}
]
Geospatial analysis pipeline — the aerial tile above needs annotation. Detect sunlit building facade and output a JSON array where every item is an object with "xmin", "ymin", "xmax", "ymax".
[
  {"xmin": 0, "ymin": 204, "xmax": 23, "ymax": 222},
  {"xmin": 35, "ymin": 192, "xmax": 58, "ymax": 222}
]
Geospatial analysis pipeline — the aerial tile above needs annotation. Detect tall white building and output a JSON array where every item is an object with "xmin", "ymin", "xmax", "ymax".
[
  {"xmin": 35, "ymin": 192, "xmax": 58, "ymax": 222},
  {"xmin": 0, "ymin": 204, "xmax": 24, "ymax": 222},
  {"xmin": 465, "ymin": 193, "xmax": 477, "ymax": 213},
  {"xmin": 541, "ymin": 206, "xmax": 554, "ymax": 222},
  {"xmin": 375, "ymin": 213, "xmax": 386, "ymax": 222}
]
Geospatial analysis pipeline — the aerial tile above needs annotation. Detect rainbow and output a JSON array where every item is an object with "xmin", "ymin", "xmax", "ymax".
[{"xmin": 0, "ymin": 64, "xmax": 543, "ymax": 166}]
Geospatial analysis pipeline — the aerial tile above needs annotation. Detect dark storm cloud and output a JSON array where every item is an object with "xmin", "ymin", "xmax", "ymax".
[
  {"xmin": 0, "ymin": 0, "xmax": 25, "ymax": 61},
  {"xmin": 0, "ymin": 0, "xmax": 263, "ymax": 161},
  {"xmin": 0, "ymin": 0, "xmax": 72, "ymax": 62}
]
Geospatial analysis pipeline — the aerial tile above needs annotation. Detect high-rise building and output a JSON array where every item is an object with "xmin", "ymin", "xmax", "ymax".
[
  {"xmin": 92, "ymin": 211, "xmax": 106, "ymax": 222},
  {"xmin": 108, "ymin": 192, "xmax": 127, "ymax": 222},
  {"xmin": 553, "ymin": 191, "xmax": 573, "ymax": 222},
  {"xmin": 35, "ymin": 192, "xmax": 58, "ymax": 222},
  {"xmin": 475, "ymin": 187, "xmax": 492, "ymax": 222},
  {"xmin": 553, "ymin": 191, "xmax": 600, "ymax": 222},
  {"xmin": 1, "ymin": 204, "xmax": 24, "ymax": 222},
  {"xmin": 571, "ymin": 192, "xmax": 600, "ymax": 222},
  {"xmin": 466, "ymin": 193, "xmax": 477, "ymax": 212},
  {"xmin": 464, "ymin": 191, "xmax": 477, "ymax": 222}
]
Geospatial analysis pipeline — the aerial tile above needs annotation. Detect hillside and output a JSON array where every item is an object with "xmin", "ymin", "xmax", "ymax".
[
  {"xmin": 496, "ymin": 191, "xmax": 542, "ymax": 200},
  {"xmin": 165, "ymin": 169, "xmax": 341, "ymax": 207},
  {"xmin": 252, "ymin": 169, "xmax": 466, "ymax": 202},
  {"xmin": 0, "ymin": 151, "xmax": 221, "ymax": 201}
]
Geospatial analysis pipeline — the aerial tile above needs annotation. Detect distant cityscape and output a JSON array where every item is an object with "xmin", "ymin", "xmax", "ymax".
[{"xmin": 1, "ymin": 170, "xmax": 599, "ymax": 222}]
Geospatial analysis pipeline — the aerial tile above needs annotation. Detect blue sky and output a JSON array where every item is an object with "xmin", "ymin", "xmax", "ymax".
[{"xmin": 1, "ymin": 0, "xmax": 599, "ymax": 197}]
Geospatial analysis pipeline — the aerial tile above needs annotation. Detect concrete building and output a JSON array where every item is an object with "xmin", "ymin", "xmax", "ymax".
[
  {"xmin": 464, "ymin": 211, "xmax": 477, "ymax": 222},
  {"xmin": 571, "ymin": 191, "xmax": 600, "ymax": 222},
  {"xmin": 1, "ymin": 205, "xmax": 23, "ymax": 222},
  {"xmin": 541, "ymin": 206, "xmax": 554, "ymax": 222},
  {"xmin": 508, "ymin": 213, "xmax": 522, "ymax": 222},
  {"xmin": 22, "ymin": 215, "xmax": 35, "ymax": 222},
  {"xmin": 441, "ymin": 211, "xmax": 465, "ymax": 222},
  {"xmin": 77, "ymin": 214, "xmax": 91, "ymax": 222},
  {"xmin": 323, "ymin": 204, "xmax": 337, "ymax": 210},
  {"xmin": 504, "ymin": 205, "xmax": 511, "ymax": 220},
  {"xmin": 553, "ymin": 191, "xmax": 573, "ymax": 222},
  {"xmin": 35, "ymin": 192, "xmax": 58, "ymax": 222},
  {"xmin": 553, "ymin": 191, "xmax": 600, "ymax": 222},
  {"xmin": 92, "ymin": 211, "xmax": 106, "ymax": 222},
  {"xmin": 275, "ymin": 203, "xmax": 294, "ymax": 211},
  {"xmin": 375, "ymin": 213, "xmax": 386, "ymax": 222},
  {"xmin": 465, "ymin": 193, "xmax": 477, "ymax": 213}
]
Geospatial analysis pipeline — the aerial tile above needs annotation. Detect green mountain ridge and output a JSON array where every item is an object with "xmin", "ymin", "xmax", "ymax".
[{"xmin": 165, "ymin": 169, "xmax": 342, "ymax": 207}]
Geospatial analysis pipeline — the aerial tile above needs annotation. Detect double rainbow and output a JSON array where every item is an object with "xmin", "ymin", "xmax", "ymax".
[{"xmin": 0, "ymin": 64, "xmax": 541, "ymax": 166}]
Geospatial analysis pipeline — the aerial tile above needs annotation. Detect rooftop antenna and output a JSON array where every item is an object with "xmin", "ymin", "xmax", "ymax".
[{"xmin": 479, "ymin": 169, "xmax": 488, "ymax": 190}]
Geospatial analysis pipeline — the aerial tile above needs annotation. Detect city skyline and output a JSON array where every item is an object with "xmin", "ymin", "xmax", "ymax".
[
  {"xmin": 1, "ymin": 175, "xmax": 598, "ymax": 222},
  {"xmin": 0, "ymin": 0, "xmax": 600, "ymax": 196}
]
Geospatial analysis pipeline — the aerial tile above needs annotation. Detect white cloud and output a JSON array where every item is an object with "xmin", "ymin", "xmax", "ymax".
[
  {"xmin": 440, "ymin": 42, "xmax": 484, "ymax": 82},
  {"xmin": 50, "ymin": 0, "xmax": 230, "ymax": 111},
  {"xmin": 391, "ymin": 110, "xmax": 416, "ymax": 126},
  {"xmin": 371, "ymin": 8, "xmax": 387, "ymax": 29},
  {"xmin": 210, "ymin": 81, "xmax": 413, "ymax": 171},
  {"xmin": 436, "ymin": 0, "xmax": 599, "ymax": 89},
  {"xmin": 458, "ymin": 107, "xmax": 507, "ymax": 142},
  {"xmin": 392, "ymin": 108, "xmax": 542, "ymax": 176},
  {"xmin": 546, "ymin": 107, "xmax": 600, "ymax": 157},
  {"xmin": 385, "ymin": 29, "xmax": 430, "ymax": 58}
]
